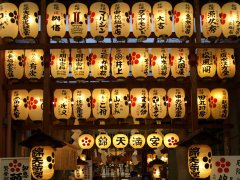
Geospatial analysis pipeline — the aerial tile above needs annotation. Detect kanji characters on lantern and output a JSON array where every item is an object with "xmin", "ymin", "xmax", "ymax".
[
  {"xmin": 11, "ymin": 89, "xmax": 28, "ymax": 120},
  {"xmin": 95, "ymin": 134, "xmax": 111, "ymax": 149},
  {"xmin": 129, "ymin": 133, "xmax": 145, "ymax": 149},
  {"xmin": 113, "ymin": 134, "xmax": 129, "ymax": 149},
  {"xmin": 147, "ymin": 133, "xmax": 163, "ymax": 149},
  {"xmin": 197, "ymin": 88, "xmax": 211, "ymax": 119}
]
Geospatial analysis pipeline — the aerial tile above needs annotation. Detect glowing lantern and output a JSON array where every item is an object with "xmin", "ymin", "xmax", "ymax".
[
  {"xmin": 216, "ymin": 48, "xmax": 235, "ymax": 79},
  {"xmin": 73, "ymin": 89, "xmax": 91, "ymax": 120},
  {"xmin": 170, "ymin": 48, "xmax": 189, "ymax": 79},
  {"xmin": 201, "ymin": 3, "xmax": 221, "ymax": 40},
  {"xmin": 147, "ymin": 154, "xmax": 157, "ymax": 164},
  {"xmin": 113, "ymin": 134, "xmax": 129, "ymax": 149},
  {"xmin": 163, "ymin": 133, "xmax": 179, "ymax": 148},
  {"xmin": 53, "ymin": 89, "xmax": 72, "ymax": 120},
  {"xmin": 197, "ymin": 48, "xmax": 216, "ymax": 79},
  {"xmin": 167, "ymin": 88, "xmax": 185, "ymax": 119},
  {"xmin": 111, "ymin": 48, "xmax": 130, "ymax": 79},
  {"xmin": 11, "ymin": 89, "xmax": 28, "ymax": 120},
  {"xmin": 95, "ymin": 134, "xmax": 111, "ymax": 149},
  {"xmin": 78, "ymin": 134, "xmax": 94, "ymax": 149},
  {"xmin": 90, "ymin": 2, "xmax": 109, "ymax": 41},
  {"xmin": 111, "ymin": 88, "xmax": 129, "ymax": 119},
  {"xmin": 174, "ymin": 2, "xmax": 193, "ymax": 41},
  {"xmin": 0, "ymin": 2, "xmax": 18, "ymax": 40},
  {"xmin": 210, "ymin": 88, "xmax": 229, "ymax": 119},
  {"xmin": 188, "ymin": 144, "xmax": 212, "ymax": 179},
  {"xmin": 50, "ymin": 49, "xmax": 70, "ymax": 79},
  {"xmin": 19, "ymin": 2, "xmax": 39, "ymax": 39},
  {"xmin": 149, "ymin": 88, "xmax": 167, "ymax": 119},
  {"xmin": 129, "ymin": 133, "xmax": 145, "ymax": 149},
  {"xmin": 25, "ymin": 49, "xmax": 44, "ymax": 79},
  {"xmin": 197, "ymin": 88, "xmax": 211, "ymax": 119},
  {"xmin": 153, "ymin": 1, "xmax": 172, "ymax": 39},
  {"xmin": 92, "ymin": 89, "xmax": 110, "ymax": 119},
  {"xmin": 153, "ymin": 164, "xmax": 161, "ymax": 179},
  {"xmin": 71, "ymin": 49, "xmax": 89, "ymax": 79},
  {"xmin": 74, "ymin": 157, "xmax": 88, "ymax": 180},
  {"xmin": 46, "ymin": 2, "xmax": 66, "ymax": 41},
  {"xmin": 147, "ymin": 133, "xmax": 163, "ymax": 149},
  {"xmin": 29, "ymin": 89, "xmax": 43, "ymax": 121},
  {"xmin": 132, "ymin": 2, "xmax": 152, "ymax": 41},
  {"xmin": 68, "ymin": 3, "xmax": 88, "ymax": 41}
]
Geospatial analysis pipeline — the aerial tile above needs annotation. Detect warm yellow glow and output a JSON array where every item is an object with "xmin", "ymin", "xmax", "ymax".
[
  {"xmin": 78, "ymin": 134, "xmax": 95, "ymax": 149},
  {"xmin": 113, "ymin": 134, "xmax": 128, "ymax": 149},
  {"xmin": 163, "ymin": 133, "xmax": 179, "ymax": 148},
  {"xmin": 153, "ymin": 164, "xmax": 161, "ymax": 178},
  {"xmin": 129, "ymin": 134, "xmax": 145, "ymax": 149}
]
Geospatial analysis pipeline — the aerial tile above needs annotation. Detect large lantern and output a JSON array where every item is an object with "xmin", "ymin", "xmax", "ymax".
[
  {"xmin": 78, "ymin": 134, "xmax": 95, "ymax": 149},
  {"xmin": 29, "ymin": 89, "xmax": 43, "ymax": 121},
  {"xmin": 5, "ymin": 50, "xmax": 24, "ymax": 79},
  {"xmin": 68, "ymin": 3, "xmax": 88, "ymax": 41},
  {"xmin": 132, "ymin": 2, "xmax": 152, "ymax": 41},
  {"xmin": 19, "ymin": 2, "xmax": 39, "ymax": 39},
  {"xmin": 50, "ymin": 49, "xmax": 70, "ymax": 79},
  {"xmin": 167, "ymin": 88, "xmax": 185, "ymax": 119},
  {"xmin": 216, "ymin": 48, "xmax": 235, "ymax": 79},
  {"xmin": 46, "ymin": 2, "xmax": 66, "ymax": 41},
  {"xmin": 113, "ymin": 134, "xmax": 129, "ymax": 149},
  {"xmin": 197, "ymin": 88, "xmax": 211, "ymax": 119},
  {"xmin": 163, "ymin": 133, "xmax": 179, "ymax": 148},
  {"xmin": 210, "ymin": 88, "xmax": 229, "ymax": 119},
  {"xmin": 25, "ymin": 49, "xmax": 44, "ymax": 79},
  {"xmin": 129, "ymin": 133, "xmax": 145, "ymax": 149},
  {"xmin": 95, "ymin": 134, "xmax": 111, "ymax": 149},
  {"xmin": 147, "ymin": 133, "xmax": 163, "ymax": 149},
  {"xmin": 53, "ymin": 89, "xmax": 72, "ymax": 120},
  {"xmin": 11, "ymin": 89, "xmax": 28, "ymax": 120},
  {"xmin": 90, "ymin": 2, "xmax": 109, "ymax": 41}
]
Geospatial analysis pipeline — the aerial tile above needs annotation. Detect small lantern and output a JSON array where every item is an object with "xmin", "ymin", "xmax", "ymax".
[
  {"xmin": 167, "ymin": 88, "xmax": 186, "ymax": 119},
  {"xmin": 147, "ymin": 133, "xmax": 163, "ymax": 149},
  {"xmin": 170, "ymin": 48, "xmax": 189, "ymax": 79},
  {"xmin": 95, "ymin": 134, "xmax": 111, "ymax": 149},
  {"xmin": 19, "ymin": 2, "xmax": 39, "ymax": 39},
  {"xmin": 132, "ymin": 2, "xmax": 152, "ymax": 41},
  {"xmin": 28, "ymin": 89, "xmax": 43, "ymax": 121},
  {"xmin": 90, "ymin": 2, "xmax": 109, "ymax": 41},
  {"xmin": 111, "ymin": 2, "xmax": 130, "ymax": 40},
  {"xmin": 74, "ymin": 157, "xmax": 88, "ymax": 180},
  {"xmin": 147, "ymin": 154, "xmax": 157, "ymax": 164},
  {"xmin": 149, "ymin": 88, "xmax": 167, "ymax": 119},
  {"xmin": 68, "ymin": 3, "xmax": 88, "ymax": 41},
  {"xmin": 129, "ymin": 133, "xmax": 145, "ymax": 149},
  {"xmin": 113, "ymin": 134, "xmax": 129, "ymax": 149},
  {"xmin": 150, "ymin": 159, "xmax": 167, "ymax": 179},
  {"xmin": 163, "ymin": 133, "xmax": 179, "ymax": 148},
  {"xmin": 53, "ymin": 89, "xmax": 72, "ymax": 120},
  {"xmin": 197, "ymin": 88, "xmax": 211, "ymax": 119},
  {"xmin": 78, "ymin": 134, "xmax": 95, "ymax": 149},
  {"xmin": 210, "ymin": 88, "xmax": 229, "ymax": 119},
  {"xmin": 11, "ymin": 89, "xmax": 28, "ymax": 120},
  {"xmin": 111, "ymin": 88, "xmax": 129, "ymax": 119},
  {"xmin": 25, "ymin": 49, "xmax": 44, "ymax": 79},
  {"xmin": 153, "ymin": 164, "xmax": 161, "ymax": 179},
  {"xmin": 216, "ymin": 48, "xmax": 236, "ymax": 79},
  {"xmin": 71, "ymin": 49, "xmax": 89, "ymax": 79},
  {"xmin": 197, "ymin": 48, "xmax": 216, "ymax": 79},
  {"xmin": 153, "ymin": 1, "xmax": 173, "ymax": 39},
  {"xmin": 5, "ymin": 50, "xmax": 24, "ymax": 79},
  {"xmin": 50, "ymin": 49, "xmax": 70, "ymax": 79},
  {"xmin": 46, "ymin": 2, "xmax": 66, "ymax": 41},
  {"xmin": 73, "ymin": 89, "xmax": 91, "ymax": 120}
]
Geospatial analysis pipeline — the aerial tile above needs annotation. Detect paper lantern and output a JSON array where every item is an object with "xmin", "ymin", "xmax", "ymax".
[
  {"xmin": 19, "ymin": 2, "xmax": 39, "ymax": 39},
  {"xmin": 50, "ymin": 49, "xmax": 70, "ymax": 79},
  {"xmin": 29, "ymin": 89, "xmax": 43, "ymax": 121},
  {"xmin": 210, "ymin": 88, "xmax": 229, "ymax": 119},
  {"xmin": 222, "ymin": 2, "xmax": 240, "ymax": 39},
  {"xmin": 201, "ymin": 3, "xmax": 221, "ymax": 40},
  {"xmin": 197, "ymin": 88, "xmax": 211, "ymax": 119},
  {"xmin": 129, "ymin": 133, "xmax": 145, "ymax": 149},
  {"xmin": 163, "ymin": 133, "xmax": 179, "ymax": 148},
  {"xmin": 74, "ymin": 165, "xmax": 85, "ymax": 179},
  {"xmin": 170, "ymin": 48, "xmax": 189, "ymax": 79},
  {"xmin": 92, "ymin": 88, "xmax": 110, "ymax": 119},
  {"xmin": 0, "ymin": 2, "xmax": 18, "ymax": 40},
  {"xmin": 197, "ymin": 48, "xmax": 216, "ymax": 79},
  {"xmin": 147, "ymin": 133, "xmax": 163, "ymax": 149},
  {"xmin": 73, "ymin": 89, "xmax": 91, "ymax": 120},
  {"xmin": 68, "ymin": 3, "xmax": 88, "ymax": 41},
  {"xmin": 80, "ymin": 154, "xmax": 86, "ymax": 161},
  {"xmin": 71, "ymin": 49, "xmax": 89, "ymax": 79},
  {"xmin": 130, "ymin": 88, "xmax": 148, "ymax": 119},
  {"xmin": 216, "ymin": 48, "xmax": 235, "ymax": 79},
  {"xmin": 131, "ymin": 48, "xmax": 150, "ymax": 79},
  {"xmin": 111, "ymin": 88, "xmax": 129, "ymax": 119},
  {"xmin": 149, "ymin": 88, "xmax": 167, "ymax": 119},
  {"xmin": 78, "ymin": 134, "xmax": 94, "ymax": 149},
  {"xmin": 46, "ymin": 2, "xmax": 66, "ymax": 41},
  {"xmin": 11, "ymin": 89, "xmax": 28, "ymax": 120},
  {"xmin": 5, "ymin": 50, "xmax": 24, "ymax": 79},
  {"xmin": 151, "ymin": 48, "xmax": 170, "ymax": 79},
  {"xmin": 90, "ymin": 2, "xmax": 109, "ymax": 41},
  {"xmin": 25, "ymin": 49, "xmax": 44, "ymax": 79},
  {"xmin": 174, "ymin": 2, "xmax": 193, "ymax": 41},
  {"xmin": 53, "ymin": 89, "xmax": 72, "ymax": 120},
  {"xmin": 153, "ymin": 164, "xmax": 161, "ymax": 179},
  {"xmin": 153, "ymin": 1, "xmax": 172, "ymax": 39},
  {"xmin": 90, "ymin": 48, "xmax": 110, "ymax": 79},
  {"xmin": 111, "ymin": 48, "xmax": 130, "ymax": 79},
  {"xmin": 95, "ymin": 134, "xmax": 111, "ymax": 149},
  {"xmin": 167, "ymin": 88, "xmax": 185, "ymax": 119},
  {"xmin": 188, "ymin": 144, "xmax": 212, "ymax": 179},
  {"xmin": 113, "ymin": 134, "xmax": 129, "ymax": 149},
  {"xmin": 147, "ymin": 154, "xmax": 157, "ymax": 164},
  {"xmin": 30, "ymin": 146, "xmax": 55, "ymax": 180}
]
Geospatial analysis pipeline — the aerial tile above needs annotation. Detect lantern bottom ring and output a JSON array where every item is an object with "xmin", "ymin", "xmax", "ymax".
[
  {"xmin": 73, "ymin": 36, "xmax": 84, "ymax": 42},
  {"xmin": 159, "ymin": 34, "xmax": 169, "ymax": 41},
  {"xmin": 23, "ymin": 36, "xmax": 36, "ymax": 42},
  {"xmin": 137, "ymin": 35, "xmax": 147, "ymax": 42},
  {"xmin": 116, "ymin": 36, "xmax": 127, "ymax": 42},
  {"xmin": 95, "ymin": 36, "xmax": 104, "ymax": 42},
  {"xmin": 228, "ymin": 35, "xmax": 237, "ymax": 40},
  {"xmin": 3, "ymin": 36, "xmax": 14, "ymax": 43},
  {"xmin": 208, "ymin": 36, "xmax": 218, "ymax": 43},
  {"xmin": 180, "ymin": 35, "xmax": 189, "ymax": 42},
  {"xmin": 52, "ymin": 36, "xmax": 62, "ymax": 42}
]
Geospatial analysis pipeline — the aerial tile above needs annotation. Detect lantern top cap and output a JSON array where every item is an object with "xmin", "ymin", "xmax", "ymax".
[
  {"xmin": 149, "ymin": 158, "xmax": 165, "ymax": 167},
  {"xmin": 77, "ymin": 156, "xmax": 88, "ymax": 165}
]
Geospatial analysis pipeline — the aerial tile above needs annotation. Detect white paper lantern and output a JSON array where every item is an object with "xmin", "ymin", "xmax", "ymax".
[
  {"xmin": 129, "ymin": 133, "xmax": 145, "ymax": 149},
  {"xmin": 197, "ymin": 88, "xmax": 211, "ymax": 119},
  {"xmin": 113, "ymin": 134, "xmax": 129, "ymax": 149},
  {"xmin": 29, "ymin": 89, "xmax": 43, "ymax": 121},
  {"xmin": 163, "ymin": 133, "xmax": 179, "ymax": 148},
  {"xmin": 95, "ymin": 134, "xmax": 111, "ymax": 149},
  {"xmin": 74, "ymin": 164, "xmax": 85, "ymax": 179},
  {"xmin": 147, "ymin": 133, "xmax": 163, "ymax": 149},
  {"xmin": 78, "ymin": 134, "xmax": 95, "ymax": 149},
  {"xmin": 11, "ymin": 89, "xmax": 28, "ymax": 120},
  {"xmin": 153, "ymin": 164, "xmax": 161, "ymax": 179}
]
